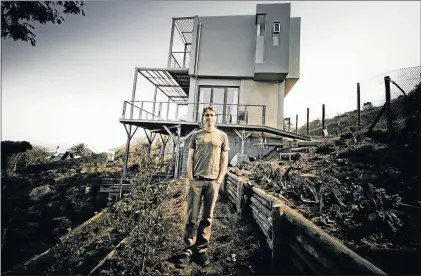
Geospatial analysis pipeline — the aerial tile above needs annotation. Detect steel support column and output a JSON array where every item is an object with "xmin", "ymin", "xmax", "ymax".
[
  {"xmin": 120, "ymin": 124, "xmax": 139, "ymax": 199},
  {"xmin": 234, "ymin": 129, "xmax": 252, "ymax": 154},
  {"xmin": 163, "ymin": 125, "xmax": 198, "ymax": 179},
  {"xmin": 167, "ymin": 18, "xmax": 176, "ymax": 67},
  {"xmin": 144, "ymin": 129, "xmax": 156, "ymax": 155}
]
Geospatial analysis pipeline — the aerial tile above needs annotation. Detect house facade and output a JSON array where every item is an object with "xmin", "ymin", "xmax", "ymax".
[{"xmin": 119, "ymin": 3, "xmax": 308, "ymax": 181}]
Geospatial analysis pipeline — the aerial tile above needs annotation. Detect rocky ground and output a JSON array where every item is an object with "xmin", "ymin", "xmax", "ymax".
[{"xmin": 1, "ymin": 164, "xmax": 119, "ymax": 272}]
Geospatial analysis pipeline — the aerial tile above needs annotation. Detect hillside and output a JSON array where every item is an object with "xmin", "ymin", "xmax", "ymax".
[
  {"xmin": 5, "ymin": 160, "xmax": 272, "ymax": 275},
  {"xmin": 298, "ymin": 83, "xmax": 420, "ymax": 137},
  {"xmin": 229, "ymin": 85, "xmax": 421, "ymax": 274}
]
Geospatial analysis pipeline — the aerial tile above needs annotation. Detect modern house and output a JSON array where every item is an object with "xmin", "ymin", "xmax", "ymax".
[{"xmin": 119, "ymin": 2, "xmax": 309, "ymax": 181}]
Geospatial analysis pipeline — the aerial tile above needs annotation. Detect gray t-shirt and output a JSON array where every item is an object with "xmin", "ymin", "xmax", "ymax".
[{"xmin": 189, "ymin": 128, "xmax": 230, "ymax": 179}]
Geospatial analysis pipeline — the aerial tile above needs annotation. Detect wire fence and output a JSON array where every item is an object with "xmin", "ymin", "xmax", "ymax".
[{"xmin": 287, "ymin": 65, "xmax": 420, "ymax": 139}]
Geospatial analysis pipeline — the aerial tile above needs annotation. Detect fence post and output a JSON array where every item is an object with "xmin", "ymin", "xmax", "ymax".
[
  {"xmin": 322, "ymin": 104, "xmax": 325, "ymax": 137},
  {"xmin": 384, "ymin": 76, "xmax": 393, "ymax": 139},
  {"xmin": 306, "ymin": 108, "xmax": 309, "ymax": 136},
  {"xmin": 236, "ymin": 179, "xmax": 244, "ymax": 215},
  {"xmin": 272, "ymin": 204, "xmax": 283, "ymax": 274},
  {"xmin": 357, "ymin": 83, "xmax": 361, "ymax": 130},
  {"xmin": 288, "ymin": 118, "xmax": 291, "ymax": 132},
  {"xmin": 295, "ymin": 114, "xmax": 298, "ymax": 133}
]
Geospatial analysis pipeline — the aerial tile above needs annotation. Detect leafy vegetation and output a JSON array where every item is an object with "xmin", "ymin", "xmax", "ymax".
[{"xmin": 1, "ymin": 1, "xmax": 85, "ymax": 46}]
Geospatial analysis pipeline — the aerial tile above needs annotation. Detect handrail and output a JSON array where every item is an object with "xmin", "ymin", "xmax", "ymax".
[
  {"xmin": 122, "ymin": 100, "xmax": 267, "ymax": 126},
  {"xmin": 123, "ymin": 101, "xmax": 165, "ymax": 121},
  {"xmin": 123, "ymin": 100, "xmax": 266, "ymax": 107}
]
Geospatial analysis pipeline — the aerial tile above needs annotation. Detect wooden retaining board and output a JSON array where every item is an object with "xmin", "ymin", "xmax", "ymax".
[{"xmin": 224, "ymin": 172, "xmax": 386, "ymax": 275}]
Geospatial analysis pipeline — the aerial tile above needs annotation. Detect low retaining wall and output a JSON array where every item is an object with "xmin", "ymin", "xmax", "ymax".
[{"xmin": 223, "ymin": 172, "xmax": 386, "ymax": 275}]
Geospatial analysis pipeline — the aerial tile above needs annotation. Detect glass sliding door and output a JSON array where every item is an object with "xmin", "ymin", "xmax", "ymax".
[
  {"xmin": 197, "ymin": 86, "xmax": 239, "ymax": 124},
  {"xmin": 226, "ymin": 88, "xmax": 239, "ymax": 124},
  {"xmin": 212, "ymin": 87, "xmax": 225, "ymax": 123},
  {"xmin": 197, "ymin": 87, "xmax": 211, "ymax": 122}
]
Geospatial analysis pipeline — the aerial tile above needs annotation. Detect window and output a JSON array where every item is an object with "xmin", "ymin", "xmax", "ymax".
[
  {"xmin": 197, "ymin": 86, "xmax": 239, "ymax": 124},
  {"xmin": 255, "ymin": 14, "xmax": 266, "ymax": 63},
  {"xmin": 273, "ymin": 22, "xmax": 281, "ymax": 34},
  {"xmin": 256, "ymin": 14, "xmax": 266, "ymax": 36},
  {"xmin": 273, "ymin": 22, "xmax": 280, "ymax": 46}
]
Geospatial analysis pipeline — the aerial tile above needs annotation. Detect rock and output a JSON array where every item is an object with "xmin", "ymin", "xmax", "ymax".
[{"xmin": 29, "ymin": 185, "xmax": 52, "ymax": 201}]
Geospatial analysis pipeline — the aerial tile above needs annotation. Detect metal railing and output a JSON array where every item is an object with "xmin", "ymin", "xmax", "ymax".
[
  {"xmin": 169, "ymin": 51, "xmax": 190, "ymax": 69},
  {"xmin": 121, "ymin": 101, "xmax": 267, "ymax": 126}
]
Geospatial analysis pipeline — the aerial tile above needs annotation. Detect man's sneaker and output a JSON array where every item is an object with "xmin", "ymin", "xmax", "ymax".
[
  {"xmin": 197, "ymin": 252, "xmax": 210, "ymax": 267},
  {"xmin": 176, "ymin": 251, "xmax": 192, "ymax": 268}
]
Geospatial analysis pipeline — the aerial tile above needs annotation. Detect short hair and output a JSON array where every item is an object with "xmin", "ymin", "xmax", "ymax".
[{"xmin": 202, "ymin": 106, "xmax": 217, "ymax": 120}]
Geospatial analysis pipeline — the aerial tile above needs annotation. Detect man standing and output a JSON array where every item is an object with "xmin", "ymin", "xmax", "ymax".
[{"xmin": 177, "ymin": 106, "xmax": 230, "ymax": 268}]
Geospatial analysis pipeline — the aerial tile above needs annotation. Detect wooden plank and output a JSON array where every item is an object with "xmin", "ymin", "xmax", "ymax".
[
  {"xmin": 251, "ymin": 205, "xmax": 271, "ymax": 238},
  {"xmin": 283, "ymin": 206, "xmax": 386, "ymax": 274},
  {"xmin": 250, "ymin": 196, "xmax": 271, "ymax": 218},
  {"xmin": 289, "ymin": 147, "xmax": 312, "ymax": 153},
  {"xmin": 252, "ymin": 192, "xmax": 271, "ymax": 209},
  {"xmin": 287, "ymin": 237, "xmax": 325, "ymax": 275},
  {"xmin": 252, "ymin": 186, "xmax": 283, "ymax": 206},
  {"xmin": 271, "ymin": 204, "xmax": 283, "ymax": 274},
  {"xmin": 227, "ymin": 179, "xmax": 238, "ymax": 189},
  {"xmin": 294, "ymin": 233, "xmax": 341, "ymax": 274},
  {"xmin": 227, "ymin": 183, "xmax": 237, "ymax": 196},
  {"xmin": 60, "ymin": 211, "xmax": 104, "ymax": 242},
  {"xmin": 226, "ymin": 188, "xmax": 236, "ymax": 204},
  {"xmin": 236, "ymin": 180, "xmax": 244, "ymax": 214},
  {"xmin": 252, "ymin": 209, "xmax": 270, "ymax": 238}
]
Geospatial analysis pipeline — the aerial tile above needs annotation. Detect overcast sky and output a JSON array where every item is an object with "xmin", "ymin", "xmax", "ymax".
[{"xmin": 2, "ymin": 1, "xmax": 420, "ymax": 152}]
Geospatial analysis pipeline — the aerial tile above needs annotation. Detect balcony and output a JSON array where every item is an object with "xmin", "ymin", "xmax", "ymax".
[
  {"xmin": 168, "ymin": 17, "xmax": 194, "ymax": 69},
  {"xmin": 121, "ymin": 101, "xmax": 267, "ymax": 126},
  {"xmin": 169, "ymin": 50, "xmax": 190, "ymax": 69}
]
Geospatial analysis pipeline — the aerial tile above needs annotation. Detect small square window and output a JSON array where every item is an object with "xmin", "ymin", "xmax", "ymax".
[{"xmin": 273, "ymin": 22, "xmax": 281, "ymax": 34}]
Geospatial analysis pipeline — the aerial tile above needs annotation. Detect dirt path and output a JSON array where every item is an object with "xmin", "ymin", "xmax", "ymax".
[
  {"xmin": 174, "ymin": 196, "xmax": 272, "ymax": 275},
  {"xmin": 107, "ymin": 187, "xmax": 273, "ymax": 276}
]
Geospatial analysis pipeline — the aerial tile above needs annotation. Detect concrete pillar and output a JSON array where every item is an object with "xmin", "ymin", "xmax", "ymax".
[
  {"xmin": 277, "ymin": 81, "xmax": 285, "ymax": 129},
  {"xmin": 186, "ymin": 77, "xmax": 197, "ymax": 122}
]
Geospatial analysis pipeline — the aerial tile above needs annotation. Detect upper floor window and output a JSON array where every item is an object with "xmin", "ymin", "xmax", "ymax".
[
  {"xmin": 256, "ymin": 14, "xmax": 266, "ymax": 36},
  {"xmin": 273, "ymin": 22, "xmax": 280, "ymax": 46}
]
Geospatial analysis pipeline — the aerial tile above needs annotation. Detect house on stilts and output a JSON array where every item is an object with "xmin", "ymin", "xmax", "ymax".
[{"xmin": 119, "ymin": 2, "xmax": 309, "ymax": 195}]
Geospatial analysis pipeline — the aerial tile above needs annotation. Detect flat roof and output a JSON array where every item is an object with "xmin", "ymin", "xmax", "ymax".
[{"xmin": 137, "ymin": 67, "xmax": 190, "ymax": 103}]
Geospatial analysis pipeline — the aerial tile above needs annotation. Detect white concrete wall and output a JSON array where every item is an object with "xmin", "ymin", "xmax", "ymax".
[
  {"xmin": 239, "ymin": 80, "xmax": 281, "ymax": 128},
  {"xmin": 186, "ymin": 78, "xmax": 285, "ymax": 129}
]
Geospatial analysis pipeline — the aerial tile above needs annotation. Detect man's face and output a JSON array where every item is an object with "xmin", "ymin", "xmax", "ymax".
[{"xmin": 203, "ymin": 109, "xmax": 216, "ymax": 126}]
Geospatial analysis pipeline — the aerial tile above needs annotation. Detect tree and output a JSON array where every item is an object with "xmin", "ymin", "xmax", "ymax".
[
  {"xmin": 362, "ymin": 102, "xmax": 374, "ymax": 110},
  {"xmin": 1, "ymin": 140, "xmax": 32, "ymax": 173},
  {"xmin": 70, "ymin": 143, "xmax": 90, "ymax": 156},
  {"xmin": 1, "ymin": 1, "xmax": 85, "ymax": 46},
  {"xmin": 23, "ymin": 146, "xmax": 50, "ymax": 166},
  {"xmin": 6, "ymin": 152, "xmax": 25, "ymax": 175}
]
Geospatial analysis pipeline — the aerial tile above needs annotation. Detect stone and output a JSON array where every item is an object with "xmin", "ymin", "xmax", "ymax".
[{"xmin": 29, "ymin": 185, "xmax": 52, "ymax": 201}]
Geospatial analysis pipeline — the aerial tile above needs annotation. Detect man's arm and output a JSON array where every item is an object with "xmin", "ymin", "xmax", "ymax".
[
  {"xmin": 216, "ymin": 151, "xmax": 228, "ymax": 184},
  {"xmin": 187, "ymin": 148, "xmax": 195, "ymax": 180}
]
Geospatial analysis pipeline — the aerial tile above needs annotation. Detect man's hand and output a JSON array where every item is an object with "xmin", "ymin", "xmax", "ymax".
[
  {"xmin": 215, "ymin": 151, "xmax": 228, "ymax": 185},
  {"xmin": 187, "ymin": 148, "xmax": 195, "ymax": 180}
]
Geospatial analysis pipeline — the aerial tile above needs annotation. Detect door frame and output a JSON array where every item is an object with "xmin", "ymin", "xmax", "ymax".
[{"xmin": 197, "ymin": 85, "xmax": 240, "ymax": 123}]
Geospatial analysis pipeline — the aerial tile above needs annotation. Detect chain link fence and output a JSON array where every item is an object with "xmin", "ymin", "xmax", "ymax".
[{"xmin": 287, "ymin": 65, "xmax": 420, "ymax": 139}]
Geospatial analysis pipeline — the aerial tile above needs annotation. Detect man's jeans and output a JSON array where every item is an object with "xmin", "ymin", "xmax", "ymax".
[{"xmin": 183, "ymin": 179, "xmax": 220, "ymax": 254}]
